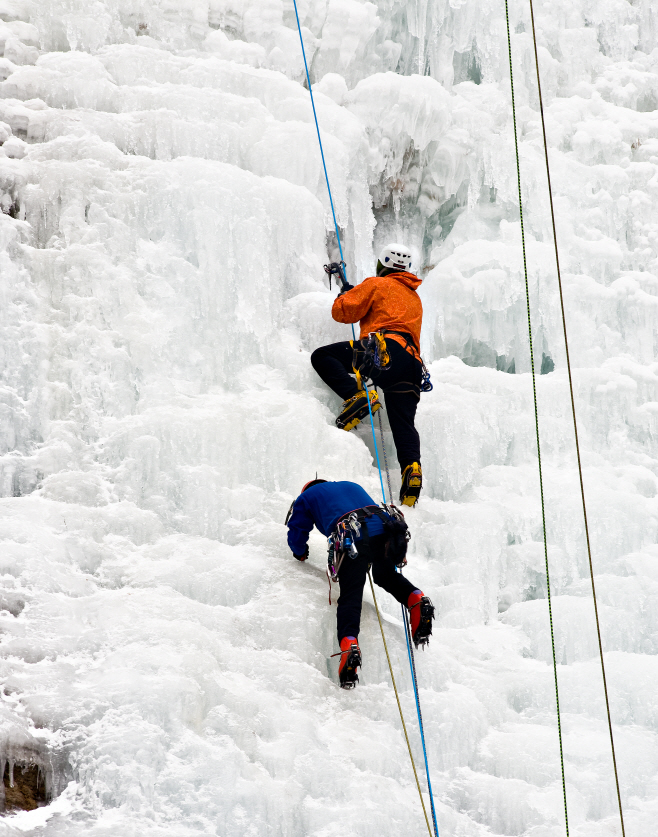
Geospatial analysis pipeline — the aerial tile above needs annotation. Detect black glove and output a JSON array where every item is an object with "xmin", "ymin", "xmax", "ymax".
[
  {"xmin": 293, "ymin": 547, "xmax": 309, "ymax": 561},
  {"xmin": 338, "ymin": 281, "xmax": 354, "ymax": 295}
]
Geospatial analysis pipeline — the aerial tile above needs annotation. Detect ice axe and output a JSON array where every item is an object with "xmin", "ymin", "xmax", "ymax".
[{"xmin": 324, "ymin": 261, "xmax": 353, "ymax": 294}]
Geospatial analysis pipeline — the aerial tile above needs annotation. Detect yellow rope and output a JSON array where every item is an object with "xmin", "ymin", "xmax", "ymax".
[{"xmin": 368, "ymin": 570, "xmax": 433, "ymax": 836}]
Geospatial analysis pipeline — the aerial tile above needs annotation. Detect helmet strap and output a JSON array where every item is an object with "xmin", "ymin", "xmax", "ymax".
[{"xmin": 376, "ymin": 261, "xmax": 400, "ymax": 277}]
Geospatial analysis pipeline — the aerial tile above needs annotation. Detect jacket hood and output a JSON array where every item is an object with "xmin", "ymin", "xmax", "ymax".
[{"xmin": 386, "ymin": 270, "xmax": 422, "ymax": 290}]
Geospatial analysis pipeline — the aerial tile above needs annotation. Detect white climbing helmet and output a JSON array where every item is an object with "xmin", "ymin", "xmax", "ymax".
[{"xmin": 377, "ymin": 242, "xmax": 413, "ymax": 273}]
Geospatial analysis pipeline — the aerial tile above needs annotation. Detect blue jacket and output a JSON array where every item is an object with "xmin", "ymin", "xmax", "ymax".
[{"xmin": 287, "ymin": 481, "xmax": 384, "ymax": 555}]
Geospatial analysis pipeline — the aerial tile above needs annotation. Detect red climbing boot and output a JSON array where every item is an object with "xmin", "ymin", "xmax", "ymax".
[
  {"xmin": 408, "ymin": 591, "xmax": 435, "ymax": 648},
  {"xmin": 338, "ymin": 636, "xmax": 361, "ymax": 689}
]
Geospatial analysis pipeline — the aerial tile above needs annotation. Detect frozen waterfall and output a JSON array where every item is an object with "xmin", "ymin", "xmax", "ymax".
[{"xmin": 0, "ymin": 0, "xmax": 657, "ymax": 834}]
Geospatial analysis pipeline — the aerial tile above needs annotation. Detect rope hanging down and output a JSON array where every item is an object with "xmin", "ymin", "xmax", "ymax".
[
  {"xmin": 365, "ymin": 385, "xmax": 439, "ymax": 837},
  {"xmin": 291, "ymin": 0, "xmax": 347, "ymax": 270},
  {"xmin": 503, "ymin": 2, "xmax": 570, "ymax": 833},
  {"xmin": 292, "ymin": 6, "xmax": 438, "ymax": 833},
  {"xmin": 364, "ymin": 380, "xmax": 440, "ymax": 837},
  {"xmin": 364, "ymin": 380, "xmax": 387, "ymax": 504},
  {"xmin": 375, "ymin": 405, "xmax": 440, "ymax": 837},
  {"xmin": 524, "ymin": 3, "xmax": 626, "ymax": 834},
  {"xmin": 403, "ymin": 606, "xmax": 440, "ymax": 837},
  {"xmin": 368, "ymin": 570, "xmax": 434, "ymax": 837},
  {"xmin": 377, "ymin": 409, "xmax": 394, "ymax": 502}
]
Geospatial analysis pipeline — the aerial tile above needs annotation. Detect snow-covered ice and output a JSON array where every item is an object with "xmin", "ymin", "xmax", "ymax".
[{"xmin": 0, "ymin": 0, "xmax": 657, "ymax": 833}]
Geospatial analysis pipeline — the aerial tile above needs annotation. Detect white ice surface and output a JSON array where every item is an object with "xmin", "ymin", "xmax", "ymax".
[{"xmin": 0, "ymin": 0, "xmax": 657, "ymax": 834}]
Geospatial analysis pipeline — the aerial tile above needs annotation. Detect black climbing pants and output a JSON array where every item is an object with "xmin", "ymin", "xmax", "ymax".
[
  {"xmin": 336, "ymin": 534, "xmax": 417, "ymax": 642},
  {"xmin": 311, "ymin": 339, "xmax": 422, "ymax": 469}
]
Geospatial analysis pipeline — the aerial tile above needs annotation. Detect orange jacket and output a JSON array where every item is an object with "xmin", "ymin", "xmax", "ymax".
[{"xmin": 331, "ymin": 271, "xmax": 423, "ymax": 355}]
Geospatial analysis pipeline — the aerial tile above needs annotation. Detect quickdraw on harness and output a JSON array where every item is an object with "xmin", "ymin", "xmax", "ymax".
[
  {"xmin": 326, "ymin": 503, "xmax": 410, "ymax": 602},
  {"xmin": 351, "ymin": 332, "xmax": 390, "ymax": 391},
  {"xmin": 351, "ymin": 331, "xmax": 433, "ymax": 395},
  {"xmin": 420, "ymin": 363, "xmax": 433, "ymax": 392}
]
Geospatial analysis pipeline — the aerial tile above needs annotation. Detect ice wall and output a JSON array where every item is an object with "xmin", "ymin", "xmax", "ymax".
[{"xmin": 0, "ymin": 0, "xmax": 657, "ymax": 834}]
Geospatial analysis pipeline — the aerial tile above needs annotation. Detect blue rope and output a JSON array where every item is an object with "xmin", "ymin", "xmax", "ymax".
[
  {"xmin": 293, "ymin": 6, "xmax": 438, "ymax": 832},
  {"xmin": 365, "ymin": 389, "xmax": 439, "ymax": 837},
  {"xmin": 366, "ymin": 391, "xmax": 439, "ymax": 836},
  {"xmin": 402, "ymin": 601, "xmax": 440, "ymax": 837},
  {"xmin": 374, "ymin": 404, "xmax": 439, "ymax": 835},
  {"xmin": 292, "ymin": 0, "xmax": 346, "ymax": 268}
]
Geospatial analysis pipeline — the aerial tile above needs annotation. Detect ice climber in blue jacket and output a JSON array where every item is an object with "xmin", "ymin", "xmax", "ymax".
[{"xmin": 286, "ymin": 478, "xmax": 434, "ymax": 688}]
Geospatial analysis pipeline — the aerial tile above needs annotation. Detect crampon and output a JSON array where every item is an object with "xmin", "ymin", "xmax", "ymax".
[
  {"xmin": 337, "ymin": 637, "xmax": 362, "ymax": 689},
  {"xmin": 336, "ymin": 390, "xmax": 381, "ymax": 432},
  {"xmin": 408, "ymin": 593, "xmax": 435, "ymax": 649}
]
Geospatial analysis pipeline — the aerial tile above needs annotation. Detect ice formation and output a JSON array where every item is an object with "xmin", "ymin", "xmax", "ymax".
[{"xmin": 0, "ymin": 0, "xmax": 657, "ymax": 833}]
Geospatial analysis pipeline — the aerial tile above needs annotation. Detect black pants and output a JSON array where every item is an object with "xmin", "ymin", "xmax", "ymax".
[
  {"xmin": 336, "ymin": 534, "xmax": 417, "ymax": 642},
  {"xmin": 311, "ymin": 339, "xmax": 422, "ymax": 469}
]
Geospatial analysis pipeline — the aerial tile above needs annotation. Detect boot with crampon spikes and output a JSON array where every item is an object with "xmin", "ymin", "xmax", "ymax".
[
  {"xmin": 408, "ymin": 591, "xmax": 435, "ymax": 648},
  {"xmin": 400, "ymin": 462, "xmax": 422, "ymax": 507},
  {"xmin": 336, "ymin": 389, "xmax": 381, "ymax": 431},
  {"xmin": 338, "ymin": 636, "xmax": 361, "ymax": 689}
]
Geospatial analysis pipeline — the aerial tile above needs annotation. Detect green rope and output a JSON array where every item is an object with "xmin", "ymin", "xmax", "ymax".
[
  {"xmin": 525, "ymin": 1, "xmax": 626, "ymax": 831},
  {"xmin": 504, "ymin": 3, "xmax": 569, "ymax": 833}
]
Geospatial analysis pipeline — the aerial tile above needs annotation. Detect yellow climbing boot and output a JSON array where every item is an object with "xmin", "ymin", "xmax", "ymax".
[
  {"xmin": 400, "ymin": 462, "xmax": 422, "ymax": 507},
  {"xmin": 336, "ymin": 389, "xmax": 381, "ymax": 431}
]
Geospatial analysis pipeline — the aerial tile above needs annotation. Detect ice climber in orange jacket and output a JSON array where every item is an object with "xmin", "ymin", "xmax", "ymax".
[{"xmin": 311, "ymin": 243, "xmax": 425, "ymax": 507}]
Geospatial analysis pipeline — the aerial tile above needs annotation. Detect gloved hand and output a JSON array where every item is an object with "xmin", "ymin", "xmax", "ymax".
[
  {"xmin": 338, "ymin": 281, "xmax": 354, "ymax": 295},
  {"xmin": 293, "ymin": 547, "xmax": 309, "ymax": 561}
]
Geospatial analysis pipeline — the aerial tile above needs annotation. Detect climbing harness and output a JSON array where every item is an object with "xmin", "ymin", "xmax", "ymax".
[
  {"xmin": 350, "ymin": 331, "xmax": 432, "ymax": 397},
  {"xmin": 293, "ymin": 4, "xmax": 438, "ymax": 833},
  {"xmin": 366, "ymin": 332, "xmax": 392, "ymax": 374},
  {"xmin": 325, "ymin": 503, "xmax": 409, "ymax": 603},
  {"xmin": 329, "ymin": 504, "xmax": 409, "ymax": 570},
  {"xmin": 383, "ymin": 330, "xmax": 433, "ymax": 393},
  {"xmin": 382, "ymin": 331, "xmax": 433, "ymax": 392},
  {"xmin": 350, "ymin": 333, "xmax": 391, "ymax": 391},
  {"xmin": 522, "ymin": 2, "xmax": 626, "ymax": 834}
]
